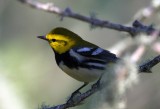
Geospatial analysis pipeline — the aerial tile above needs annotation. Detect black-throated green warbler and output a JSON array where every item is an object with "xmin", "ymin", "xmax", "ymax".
[{"xmin": 38, "ymin": 27, "xmax": 118, "ymax": 95}]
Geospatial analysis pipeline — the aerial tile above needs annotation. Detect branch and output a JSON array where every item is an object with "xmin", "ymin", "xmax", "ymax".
[
  {"xmin": 40, "ymin": 55, "xmax": 160, "ymax": 109},
  {"xmin": 40, "ymin": 83, "xmax": 101, "ymax": 109},
  {"xmin": 139, "ymin": 55, "xmax": 160, "ymax": 73},
  {"xmin": 18, "ymin": 0, "xmax": 159, "ymax": 37}
]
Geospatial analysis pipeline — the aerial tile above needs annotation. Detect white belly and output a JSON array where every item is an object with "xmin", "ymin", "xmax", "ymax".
[{"xmin": 59, "ymin": 62, "xmax": 104, "ymax": 82}]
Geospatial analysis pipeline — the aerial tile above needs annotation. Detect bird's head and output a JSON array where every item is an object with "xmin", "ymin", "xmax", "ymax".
[{"xmin": 38, "ymin": 27, "xmax": 83, "ymax": 54}]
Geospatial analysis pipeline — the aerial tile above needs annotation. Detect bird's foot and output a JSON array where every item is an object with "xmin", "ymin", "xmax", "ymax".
[
  {"xmin": 92, "ymin": 79, "xmax": 101, "ymax": 89},
  {"xmin": 67, "ymin": 90, "xmax": 81, "ymax": 104}
]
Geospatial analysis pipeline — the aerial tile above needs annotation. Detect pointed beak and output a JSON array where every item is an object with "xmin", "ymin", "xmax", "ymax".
[{"xmin": 37, "ymin": 36, "xmax": 48, "ymax": 41}]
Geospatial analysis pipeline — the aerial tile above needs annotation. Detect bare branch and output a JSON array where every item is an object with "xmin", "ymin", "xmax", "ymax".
[
  {"xmin": 139, "ymin": 55, "xmax": 160, "ymax": 73},
  {"xmin": 18, "ymin": 0, "xmax": 159, "ymax": 37},
  {"xmin": 40, "ymin": 83, "xmax": 100, "ymax": 109}
]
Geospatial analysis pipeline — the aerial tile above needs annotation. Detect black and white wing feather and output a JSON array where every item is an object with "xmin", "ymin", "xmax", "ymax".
[
  {"xmin": 73, "ymin": 47, "xmax": 118, "ymax": 63},
  {"xmin": 70, "ymin": 47, "xmax": 118, "ymax": 70}
]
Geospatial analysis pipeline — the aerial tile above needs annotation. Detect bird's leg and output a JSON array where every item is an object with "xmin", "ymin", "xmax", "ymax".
[
  {"xmin": 92, "ymin": 75, "xmax": 102, "ymax": 89},
  {"xmin": 67, "ymin": 82, "xmax": 88, "ymax": 103},
  {"xmin": 70, "ymin": 82, "xmax": 88, "ymax": 97}
]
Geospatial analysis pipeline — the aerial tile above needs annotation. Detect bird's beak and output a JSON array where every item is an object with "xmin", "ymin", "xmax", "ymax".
[{"xmin": 37, "ymin": 36, "xmax": 48, "ymax": 41}]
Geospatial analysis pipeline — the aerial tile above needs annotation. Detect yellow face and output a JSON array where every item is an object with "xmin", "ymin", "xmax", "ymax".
[{"xmin": 46, "ymin": 33, "xmax": 76, "ymax": 54}]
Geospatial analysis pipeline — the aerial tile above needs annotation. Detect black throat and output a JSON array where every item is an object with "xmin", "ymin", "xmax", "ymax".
[{"xmin": 54, "ymin": 50, "xmax": 79, "ymax": 69}]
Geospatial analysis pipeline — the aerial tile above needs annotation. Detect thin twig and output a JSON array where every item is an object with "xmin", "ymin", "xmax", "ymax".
[
  {"xmin": 18, "ymin": 0, "xmax": 159, "ymax": 37},
  {"xmin": 40, "ymin": 83, "xmax": 100, "ymax": 109},
  {"xmin": 139, "ymin": 55, "xmax": 160, "ymax": 73}
]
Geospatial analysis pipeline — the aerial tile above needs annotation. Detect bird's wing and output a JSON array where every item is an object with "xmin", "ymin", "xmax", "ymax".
[{"xmin": 72, "ymin": 46, "xmax": 118, "ymax": 63}]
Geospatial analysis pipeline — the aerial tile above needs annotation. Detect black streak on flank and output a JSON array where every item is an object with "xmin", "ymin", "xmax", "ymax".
[{"xmin": 54, "ymin": 51, "xmax": 105, "ymax": 70}]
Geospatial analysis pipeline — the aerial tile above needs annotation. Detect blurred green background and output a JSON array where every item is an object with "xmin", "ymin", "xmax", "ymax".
[{"xmin": 0, "ymin": 0, "xmax": 160, "ymax": 109}]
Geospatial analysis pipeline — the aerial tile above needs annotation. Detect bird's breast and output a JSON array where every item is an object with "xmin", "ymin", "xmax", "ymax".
[{"xmin": 59, "ymin": 61, "xmax": 104, "ymax": 82}]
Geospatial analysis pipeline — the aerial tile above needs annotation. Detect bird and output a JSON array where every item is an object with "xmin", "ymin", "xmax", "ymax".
[{"xmin": 37, "ymin": 27, "xmax": 118, "ymax": 100}]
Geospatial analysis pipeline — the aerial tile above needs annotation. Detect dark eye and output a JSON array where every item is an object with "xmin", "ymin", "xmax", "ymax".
[{"xmin": 52, "ymin": 39, "xmax": 56, "ymax": 42}]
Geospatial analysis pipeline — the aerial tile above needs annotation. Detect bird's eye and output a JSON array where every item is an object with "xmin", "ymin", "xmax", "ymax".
[{"xmin": 52, "ymin": 39, "xmax": 56, "ymax": 42}]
